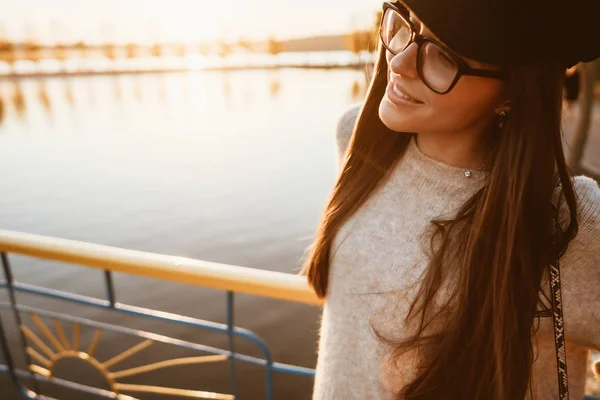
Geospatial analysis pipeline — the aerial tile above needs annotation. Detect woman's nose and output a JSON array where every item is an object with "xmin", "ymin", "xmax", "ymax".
[{"xmin": 387, "ymin": 42, "xmax": 419, "ymax": 80}]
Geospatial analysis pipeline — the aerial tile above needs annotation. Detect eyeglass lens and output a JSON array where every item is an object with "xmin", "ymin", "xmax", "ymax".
[{"xmin": 381, "ymin": 8, "xmax": 459, "ymax": 93}]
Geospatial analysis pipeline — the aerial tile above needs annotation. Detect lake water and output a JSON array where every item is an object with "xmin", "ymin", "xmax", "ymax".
[
  {"xmin": 0, "ymin": 68, "xmax": 368, "ymax": 262},
  {"xmin": 0, "ymin": 68, "xmax": 367, "ymax": 399}
]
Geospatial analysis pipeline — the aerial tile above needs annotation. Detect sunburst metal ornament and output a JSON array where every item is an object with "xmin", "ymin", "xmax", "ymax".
[{"xmin": 21, "ymin": 313, "xmax": 234, "ymax": 399}]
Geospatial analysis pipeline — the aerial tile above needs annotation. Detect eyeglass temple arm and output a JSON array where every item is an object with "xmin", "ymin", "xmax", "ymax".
[{"xmin": 465, "ymin": 67, "xmax": 508, "ymax": 80}]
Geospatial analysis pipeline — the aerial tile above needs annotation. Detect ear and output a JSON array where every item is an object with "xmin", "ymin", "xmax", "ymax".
[
  {"xmin": 494, "ymin": 99, "xmax": 512, "ymax": 115},
  {"xmin": 593, "ymin": 360, "xmax": 600, "ymax": 379},
  {"xmin": 494, "ymin": 84, "xmax": 512, "ymax": 114}
]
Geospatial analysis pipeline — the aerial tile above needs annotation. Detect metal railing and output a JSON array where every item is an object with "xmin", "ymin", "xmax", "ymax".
[{"xmin": 0, "ymin": 229, "xmax": 322, "ymax": 400}]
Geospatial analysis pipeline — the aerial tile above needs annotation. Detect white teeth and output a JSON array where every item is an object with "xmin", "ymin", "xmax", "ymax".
[{"xmin": 393, "ymin": 84, "xmax": 418, "ymax": 102}]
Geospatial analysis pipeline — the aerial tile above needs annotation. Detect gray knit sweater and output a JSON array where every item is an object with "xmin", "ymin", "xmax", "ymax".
[{"xmin": 313, "ymin": 105, "xmax": 600, "ymax": 400}]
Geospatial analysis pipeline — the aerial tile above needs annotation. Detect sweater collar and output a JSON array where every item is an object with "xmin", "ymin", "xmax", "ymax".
[{"xmin": 401, "ymin": 134, "xmax": 489, "ymax": 188}]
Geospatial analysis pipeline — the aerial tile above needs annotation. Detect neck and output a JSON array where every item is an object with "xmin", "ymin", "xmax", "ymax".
[{"xmin": 414, "ymin": 130, "xmax": 491, "ymax": 171}]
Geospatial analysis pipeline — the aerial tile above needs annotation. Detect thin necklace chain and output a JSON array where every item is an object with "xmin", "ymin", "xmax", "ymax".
[
  {"xmin": 464, "ymin": 150, "xmax": 493, "ymax": 177},
  {"xmin": 464, "ymin": 162, "xmax": 488, "ymax": 178}
]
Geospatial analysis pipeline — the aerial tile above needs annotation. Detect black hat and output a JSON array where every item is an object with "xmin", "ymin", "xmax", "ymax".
[{"xmin": 397, "ymin": 0, "xmax": 600, "ymax": 68}]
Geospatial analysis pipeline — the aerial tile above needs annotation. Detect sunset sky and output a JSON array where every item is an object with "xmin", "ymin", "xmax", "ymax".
[{"xmin": 1, "ymin": 0, "xmax": 382, "ymax": 44}]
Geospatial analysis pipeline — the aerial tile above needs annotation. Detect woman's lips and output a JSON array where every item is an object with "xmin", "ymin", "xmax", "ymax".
[{"xmin": 385, "ymin": 81, "xmax": 425, "ymax": 107}]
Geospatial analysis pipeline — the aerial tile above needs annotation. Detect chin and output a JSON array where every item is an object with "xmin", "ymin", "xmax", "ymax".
[{"xmin": 379, "ymin": 97, "xmax": 419, "ymax": 133}]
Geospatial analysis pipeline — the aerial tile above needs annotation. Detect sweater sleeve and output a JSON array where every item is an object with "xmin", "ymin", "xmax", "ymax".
[
  {"xmin": 335, "ymin": 104, "xmax": 361, "ymax": 168},
  {"xmin": 559, "ymin": 175, "xmax": 600, "ymax": 350}
]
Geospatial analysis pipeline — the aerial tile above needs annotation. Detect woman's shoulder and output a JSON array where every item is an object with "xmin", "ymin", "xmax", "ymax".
[
  {"xmin": 572, "ymin": 175, "xmax": 600, "ymax": 227},
  {"xmin": 554, "ymin": 175, "xmax": 599, "ymax": 225},
  {"xmin": 557, "ymin": 175, "xmax": 600, "ymax": 348},
  {"xmin": 335, "ymin": 103, "xmax": 362, "ymax": 160},
  {"xmin": 570, "ymin": 176, "xmax": 600, "ymax": 260},
  {"xmin": 557, "ymin": 174, "xmax": 599, "ymax": 268}
]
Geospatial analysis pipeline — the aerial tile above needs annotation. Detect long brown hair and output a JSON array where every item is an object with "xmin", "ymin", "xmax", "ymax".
[{"xmin": 301, "ymin": 39, "xmax": 579, "ymax": 399}]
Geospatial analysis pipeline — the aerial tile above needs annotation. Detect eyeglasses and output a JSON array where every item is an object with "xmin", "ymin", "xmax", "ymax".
[{"xmin": 379, "ymin": 2, "xmax": 508, "ymax": 94}]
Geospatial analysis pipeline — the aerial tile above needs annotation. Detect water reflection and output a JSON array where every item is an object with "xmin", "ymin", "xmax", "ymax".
[
  {"xmin": 269, "ymin": 79, "xmax": 281, "ymax": 97},
  {"xmin": 0, "ymin": 92, "xmax": 4, "ymax": 125},
  {"xmin": 133, "ymin": 76, "xmax": 143, "ymax": 102},
  {"xmin": 38, "ymin": 82, "xmax": 52, "ymax": 112},
  {"xmin": 87, "ymin": 80, "xmax": 96, "ymax": 107},
  {"xmin": 0, "ymin": 70, "xmax": 367, "ymax": 128},
  {"xmin": 12, "ymin": 83, "xmax": 26, "ymax": 118},
  {"xmin": 64, "ymin": 80, "xmax": 75, "ymax": 106},
  {"xmin": 113, "ymin": 77, "xmax": 123, "ymax": 101},
  {"xmin": 268, "ymin": 70, "xmax": 281, "ymax": 98},
  {"xmin": 157, "ymin": 75, "xmax": 167, "ymax": 102},
  {"xmin": 351, "ymin": 79, "xmax": 365, "ymax": 101},
  {"xmin": 222, "ymin": 73, "xmax": 232, "ymax": 99}
]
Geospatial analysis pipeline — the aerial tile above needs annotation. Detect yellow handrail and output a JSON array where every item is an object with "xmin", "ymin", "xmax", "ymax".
[{"xmin": 0, "ymin": 230, "xmax": 322, "ymax": 306}]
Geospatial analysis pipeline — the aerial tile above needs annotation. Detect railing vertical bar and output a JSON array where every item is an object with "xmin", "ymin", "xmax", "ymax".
[
  {"xmin": 226, "ymin": 291, "xmax": 237, "ymax": 399},
  {"xmin": 0, "ymin": 305, "xmax": 27, "ymax": 397},
  {"xmin": 265, "ymin": 359, "xmax": 273, "ymax": 400},
  {"xmin": 1, "ymin": 252, "xmax": 41, "ymax": 396},
  {"xmin": 103, "ymin": 270, "xmax": 116, "ymax": 307}
]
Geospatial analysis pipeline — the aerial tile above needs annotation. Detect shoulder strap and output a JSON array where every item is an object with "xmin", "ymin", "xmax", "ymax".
[
  {"xmin": 549, "ymin": 254, "xmax": 569, "ymax": 399},
  {"xmin": 550, "ymin": 178, "xmax": 569, "ymax": 399}
]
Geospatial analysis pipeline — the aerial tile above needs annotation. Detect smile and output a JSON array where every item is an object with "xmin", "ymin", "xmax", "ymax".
[{"xmin": 392, "ymin": 84, "xmax": 422, "ymax": 104}]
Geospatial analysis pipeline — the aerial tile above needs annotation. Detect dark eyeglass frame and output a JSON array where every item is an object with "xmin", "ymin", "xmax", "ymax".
[{"xmin": 380, "ymin": 2, "xmax": 508, "ymax": 94}]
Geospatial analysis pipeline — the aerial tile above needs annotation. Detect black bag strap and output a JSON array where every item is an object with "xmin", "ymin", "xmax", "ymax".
[
  {"xmin": 550, "ymin": 178, "xmax": 569, "ymax": 399},
  {"xmin": 549, "ymin": 251, "xmax": 569, "ymax": 399}
]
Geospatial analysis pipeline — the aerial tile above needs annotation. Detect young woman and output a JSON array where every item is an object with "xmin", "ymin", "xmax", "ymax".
[{"xmin": 303, "ymin": 0, "xmax": 600, "ymax": 399}]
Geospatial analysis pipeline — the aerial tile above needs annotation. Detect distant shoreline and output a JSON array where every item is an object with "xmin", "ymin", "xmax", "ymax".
[{"xmin": 0, "ymin": 63, "xmax": 373, "ymax": 80}]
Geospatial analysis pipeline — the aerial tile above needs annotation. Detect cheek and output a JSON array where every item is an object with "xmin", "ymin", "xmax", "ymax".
[{"xmin": 427, "ymin": 78, "xmax": 504, "ymax": 124}]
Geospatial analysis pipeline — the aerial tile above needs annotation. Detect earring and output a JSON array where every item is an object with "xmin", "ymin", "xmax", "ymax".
[{"xmin": 496, "ymin": 110, "xmax": 508, "ymax": 129}]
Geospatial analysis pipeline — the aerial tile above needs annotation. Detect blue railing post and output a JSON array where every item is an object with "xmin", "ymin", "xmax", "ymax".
[
  {"xmin": 226, "ymin": 291, "xmax": 237, "ymax": 398},
  {"xmin": 103, "ymin": 270, "xmax": 116, "ymax": 307},
  {"xmin": 1, "ymin": 252, "xmax": 41, "ymax": 397},
  {"xmin": 0, "ymin": 308, "xmax": 25, "ymax": 397},
  {"xmin": 265, "ymin": 351, "xmax": 273, "ymax": 400}
]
